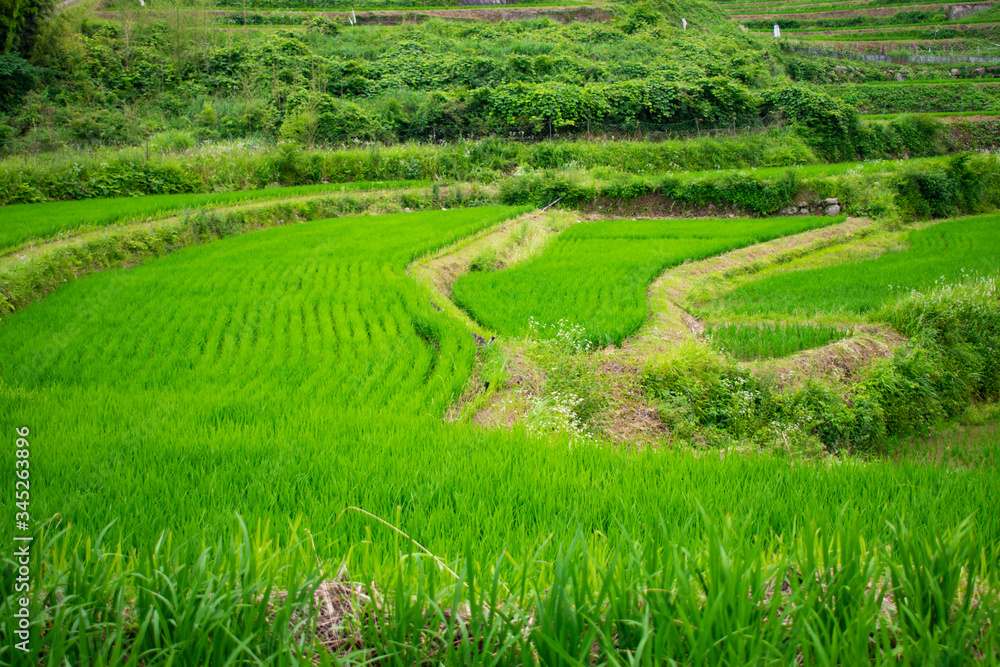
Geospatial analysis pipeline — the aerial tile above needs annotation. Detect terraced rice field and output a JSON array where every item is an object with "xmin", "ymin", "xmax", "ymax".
[
  {"xmin": 707, "ymin": 212, "xmax": 1000, "ymax": 317},
  {"xmin": 729, "ymin": 0, "xmax": 1000, "ymax": 111},
  {"xmin": 4, "ymin": 0, "xmax": 1000, "ymax": 659},
  {"xmin": 1, "ymin": 198, "xmax": 998, "ymax": 662},
  {"xmin": 0, "ymin": 207, "xmax": 525, "ymax": 543},
  {"xmin": 452, "ymin": 216, "xmax": 840, "ymax": 346},
  {"xmin": 0, "ymin": 180, "xmax": 420, "ymax": 251}
]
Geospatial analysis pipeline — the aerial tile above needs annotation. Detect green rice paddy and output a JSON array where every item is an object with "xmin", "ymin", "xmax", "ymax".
[
  {"xmin": 0, "ymin": 180, "xmax": 421, "ymax": 252},
  {"xmin": 704, "ymin": 321, "xmax": 854, "ymax": 359},
  {"xmin": 0, "ymin": 206, "xmax": 998, "ymax": 663},
  {"xmin": 0, "ymin": 206, "xmax": 996, "ymax": 559},
  {"xmin": 710, "ymin": 212, "xmax": 1000, "ymax": 317},
  {"xmin": 453, "ymin": 216, "xmax": 841, "ymax": 346}
]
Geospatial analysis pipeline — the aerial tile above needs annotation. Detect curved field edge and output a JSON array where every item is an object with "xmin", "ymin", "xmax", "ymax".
[
  {"xmin": 0, "ymin": 179, "xmax": 427, "ymax": 254},
  {"xmin": 408, "ymin": 208, "xmax": 580, "ymax": 340},
  {"xmin": 0, "ymin": 182, "xmax": 491, "ymax": 316},
  {"xmin": 410, "ymin": 213, "xmax": 891, "ymax": 439},
  {"xmin": 450, "ymin": 215, "xmax": 846, "ymax": 347},
  {"xmin": 416, "ymin": 210, "xmax": 999, "ymax": 465}
]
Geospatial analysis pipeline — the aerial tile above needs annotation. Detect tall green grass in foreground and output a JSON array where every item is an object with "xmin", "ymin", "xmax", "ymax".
[
  {"xmin": 0, "ymin": 180, "xmax": 421, "ymax": 252},
  {"xmin": 705, "ymin": 322, "xmax": 853, "ymax": 360},
  {"xmin": 2, "ymin": 512, "xmax": 996, "ymax": 665},
  {"xmin": 712, "ymin": 213, "xmax": 1000, "ymax": 317},
  {"xmin": 453, "ymin": 216, "xmax": 841, "ymax": 346}
]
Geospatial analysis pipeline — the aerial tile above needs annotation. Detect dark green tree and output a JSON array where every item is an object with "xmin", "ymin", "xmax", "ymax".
[
  {"xmin": 1, "ymin": 0, "xmax": 55, "ymax": 56},
  {"xmin": 0, "ymin": 52, "xmax": 41, "ymax": 111}
]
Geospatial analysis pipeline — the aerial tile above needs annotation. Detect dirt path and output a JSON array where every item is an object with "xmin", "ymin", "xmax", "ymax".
[
  {"xmin": 408, "ymin": 208, "xmax": 578, "ymax": 338},
  {"xmin": 414, "ymin": 212, "xmax": 916, "ymax": 444},
  {"xmin": 624, "ymin": 217, "xmax": 877, "ymax": 354}
]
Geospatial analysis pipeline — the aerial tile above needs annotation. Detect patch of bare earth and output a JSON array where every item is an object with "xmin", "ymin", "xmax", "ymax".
[
  {"xmin": 936, "ymin": 115, "xmax": 1000, "ymax": 124},
  {"xmin": 101, "ymin": 5, "xmax": 615, "ymax": 24},
  {"xmin": 592, "ymin": 355, "xmax": 670, "ymax": 447},
  {"xmin": 344, "ymin": 5, "xmax": 613, "ymax": 24},
  {"xmin": 461, "ymin": 348, "xmax": 546, "ymax": 429},
  {"xmin": 579, "ymin": 195, "xmax": 829, "ymax": 220}
]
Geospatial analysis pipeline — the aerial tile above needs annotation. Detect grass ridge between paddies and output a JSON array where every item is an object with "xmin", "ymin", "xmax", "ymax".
[
  {"xmin": 0, "ymin": 179, "xmax": 425, "ymax": 253},
  {"xmin": 710, "ymin": 212, "xmax": 1000, "ymax": 318},
  {"xmin": 453, "ymin": 215, "xmax": 844, "ymax": 347}
]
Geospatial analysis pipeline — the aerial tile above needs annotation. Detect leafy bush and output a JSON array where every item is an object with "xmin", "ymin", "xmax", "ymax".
[
  {"xmin": 148, "ymin": 129, "xmax": 196, "ymax": 154},
  {"xmin": 0, "ymin": 54, "xmax": 43, "ymax": 112},
  {"xmin": 646, "ymin": 256, "xmax": 1000, "ymax": 453},
  {"xmin": 761, "ymin": 85, "xmax": 858, "ymax": 161}
]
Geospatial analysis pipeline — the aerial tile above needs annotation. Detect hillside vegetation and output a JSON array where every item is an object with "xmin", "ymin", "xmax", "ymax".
[{"xmin": 0, "ymin": 0, "xmax": 999, "ymax": 663}]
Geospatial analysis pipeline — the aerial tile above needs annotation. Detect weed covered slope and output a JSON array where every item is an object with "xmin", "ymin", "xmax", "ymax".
[{"xmin": 453, "ymin": 215, "xmax": 840, "ymax": 346}]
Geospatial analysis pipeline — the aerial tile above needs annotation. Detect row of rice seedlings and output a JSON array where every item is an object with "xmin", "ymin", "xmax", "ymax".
[
  {"xmin": 712, "ymin": 212, "xmax": 1000, "ymax": 318},
  {"xmin": 705, "ymin": 321, "xmax": 855, "ymax": 360},
  {"xmin": 0, "ymin": 179, "xmax": 423, "ymax": 252},
  {"xmin": 4, "ymin": 512, "xmax": 996, "ymax": 664},
  {"xmin": 453, "ymin": 216, "xmax": 840, "ymax": 347}
]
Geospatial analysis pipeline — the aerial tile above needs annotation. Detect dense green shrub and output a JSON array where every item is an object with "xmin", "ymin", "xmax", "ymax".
[
  {"xmin": 860, "ymin": 114, "xmax": 943, "ymax": 158},
  {"xmin": 670, "ymin": 170, "xmax": 800, "ymax": 214},
  {"xmin": 761, "ymin": 85, "xmax": 858, "ymax": 161},
  {"xmin": 644, "ymin": 273, "xmax": 1000, "ymax": 453},
  {"xmin": 0, "ymin": 54, "xmax": 43, "ymax": 112},
  {"xmin": 894, "ymin": 152, "xmax": 1000, "ymax": 220}
]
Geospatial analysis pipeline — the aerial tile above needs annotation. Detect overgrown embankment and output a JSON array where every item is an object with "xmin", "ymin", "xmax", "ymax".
[
  {"xmin": 499, "ymin": 150, "xmax": 1000, "ymax": 221},
  {"xmin": 3, "ymin": 112, "xmax": 1000, "ymax": 205}
]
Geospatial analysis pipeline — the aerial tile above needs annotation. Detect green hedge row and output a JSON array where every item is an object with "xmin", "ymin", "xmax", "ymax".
[
  {"xmin": 0, "ymin": 131, "xmax": 821, "ymax": 204},
  {"xmin": 827, "ymin": 82, "xmax": 1000, "ymax": 115},
  {"xmin": 499, "ymin": 150, "xmax": 1000, "ymax": 219}
]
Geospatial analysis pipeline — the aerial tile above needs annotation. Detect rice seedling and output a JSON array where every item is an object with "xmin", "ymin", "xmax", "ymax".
[
  {"xmin": 712, "ymin": 212, "xmax": 1000, "ymax": 318},
  {"xmin": 0, "ymin": 180, "xmax": 422, "ymax": 252},
  {"xmin": 704, "ymin": 321, "xmax": 854, "ymax": 360},
  {"xmin": 3, "ymin": 509, "xmax": 997, "ymax": 664},
  {"xmin": 453, "ymin": 216, "xmax": 841, "ymax": 347}
]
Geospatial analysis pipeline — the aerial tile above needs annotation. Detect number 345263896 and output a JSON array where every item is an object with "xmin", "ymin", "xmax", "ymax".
[{"xmin": 15, "ymin": 427, "xmax": 30, "ymax": 523}]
